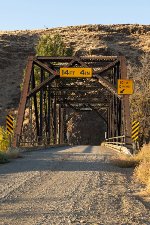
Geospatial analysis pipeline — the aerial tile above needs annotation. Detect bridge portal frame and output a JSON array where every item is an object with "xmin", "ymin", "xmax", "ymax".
[{"xmin": 13, "ymin": 56, "xmax": 132, "ymax": 148}]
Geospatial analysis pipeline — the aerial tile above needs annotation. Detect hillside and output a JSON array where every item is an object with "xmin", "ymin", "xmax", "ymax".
[{"xmin": 0, "ymin": 24, "xmax": 149, "ymax": 143}]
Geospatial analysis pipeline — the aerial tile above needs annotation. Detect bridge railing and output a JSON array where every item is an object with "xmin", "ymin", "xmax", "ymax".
[
  {"xmin": 104, "ymin": 135, "xmax": 133, "ymax": 155},
  {"xmin": 105, "ymin": 135, "xmax": 126, "ymax": 146}
]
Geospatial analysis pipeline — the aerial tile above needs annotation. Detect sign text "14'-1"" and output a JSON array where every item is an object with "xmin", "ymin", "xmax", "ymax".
[{"xmin": 60, "ymin": 68, "xmax": 92, "ymax": 78}]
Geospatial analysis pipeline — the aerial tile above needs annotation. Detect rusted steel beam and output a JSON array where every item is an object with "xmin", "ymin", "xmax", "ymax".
[
  {"xmin": 13, "ymin": 56, "xmax": 34, "ymax": 147},
  {"xmin": 66, "ymin": 102, "xmax": 79, "ymax": 111},
  {"xmin": 36, "ymin": 56, "xmax": 74, "ymax": 62},
  {"xmin": 50, "ymin": 86, "xmax": 101, "ymax": 91},
  {"xmin": 51, "ymin": 101, "xmax": 55, "ymax": 144},
  {"xmin": 28, "ymin": 74, "xmax": 56, "ymax": 97},
  {"xmin": 36, "ymin": 56, "xmax": 118, "ymax": 62},
  {"xmin": 39, "ymin": 68, "xmax": 44, "ymax": 143},
  {"xmin": 117, "ymin": 98, "xmax": 122, "ymax": 136},
  {"xmin": 61, "ymin": 100, "xmax": 110, "ymax": 105},
  {"xmin": 60, "ymin": 107, "xmax": 64, "ymax": 144},
  {"xmin": 34, "ymin": 59, "xmax": 59, "ymax": 75},
  {"xmin": 81, "ymin": 56, "xmax": 118, "ymax": 62},
  {"xmin": 53, "ymin": 93, "xmax": 57, "ymax": 144},
  {"xmin": 95, "ymin": 75, "xmax": 121, "ymax": 99},
  {"xmin": 53, "ymin": 94, "xmax": 111, "ymax": 99},
  {"xmin": 88, "ymin": 104, "xmax": 107, "ymax": 124},
  {"xmin": 31, "ymin": 67, "xmax": 40, "ymax": 137},
  {"xmin": 119, "ymin": 56, "xmax": 132, "ymax": 149},
  {"xmin": 93, "ymin": 60, "xmax": 119, "ymax": 75},
  {"xmin": 65, "ymin": 58, "xmax": 88, "ymax": 68},
  {"xmin": 73, "ymin": 57, "xmax": 89, "ymax": 68},
  {"xmin": 47, "ymin": 84, "xmax": 51, "ymax": 144},
  {"xmin": 58, "ymin": 104, "xmax": 62, "ymax": 144},
  {"xmin": 63, "ymin": 108, "xmax": 67, "ymax": 143}
]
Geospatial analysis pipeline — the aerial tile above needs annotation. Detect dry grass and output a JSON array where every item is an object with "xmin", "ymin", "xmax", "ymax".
[
  {"xmin": 0, "ymin": 151, "xmax": 9, "ymax": 164},
  {"xmin": 133, "ymin": 144, "xmax": 150, "ymax": 193},
  {"xmin": 133, "ymin": 144, "xmax": 150, "ymax": 197},
  {"xmin": 134, "ymin": 144, "xmax": 150, "ymax": 162},
  {"xmin": 110, "ymin": 154, "xmax": 138, "ymax": 168},
  {"xmin": 6, "ymin": 148, "xmax": 22, "ymax": 159},
  {"xmin": 110, "ymin": 144, "xmax": 150, "ymax": 168},
  {"xmin": 0, "ymin": 148, "xmax": 22, "ymax": 163},
  {"xmin": 110, "ymin": 144, "xmax": 150, "ymax": 195}
]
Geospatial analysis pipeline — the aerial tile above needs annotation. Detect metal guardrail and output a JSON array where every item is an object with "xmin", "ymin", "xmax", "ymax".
[
  {"xmin": 104, "ymin": 135, "xmax": 133, "ymax": 155},
  {"xmin": 105, "ymin": 135, "xmax": 126, "ymax": 146}
]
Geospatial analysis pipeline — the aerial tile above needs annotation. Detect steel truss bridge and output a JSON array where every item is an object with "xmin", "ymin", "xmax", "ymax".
[{"xmin": 12, "ymin": 56, "xmax": 132, "ymax": 148}]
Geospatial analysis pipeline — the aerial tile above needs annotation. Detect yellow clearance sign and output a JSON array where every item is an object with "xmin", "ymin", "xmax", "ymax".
[
  {"xmin": 117, "ymin": 79, "xmax": 133, "ymax": 95},
  {"xmin": 60, "ymin": 68, "xmax": 92, "ymax": 78}
]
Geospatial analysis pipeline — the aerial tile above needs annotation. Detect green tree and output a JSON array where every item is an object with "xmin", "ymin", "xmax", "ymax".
[
  {"xmin": 21, "ymin": 33, "xmax": 73, "ymax": 89},
  {"xmin": 36, "ymin": 33, "xmax": 73, "ymax": 56},
  {"xmin": 34, "ymin": 33, "xmax": 73, "ymax": 87}
]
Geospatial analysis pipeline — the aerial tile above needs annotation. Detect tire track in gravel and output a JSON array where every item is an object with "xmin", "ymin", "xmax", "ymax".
[{"xmin": 0, "ymin": 146, "xmax": 150, "ymax": 225}]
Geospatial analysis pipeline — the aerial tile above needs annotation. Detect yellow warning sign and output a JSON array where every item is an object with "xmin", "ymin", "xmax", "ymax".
[
  {"xmin": 60, "ymin": 68, "xmax": 92, "ymax": 78},
  {"xmin": 117, "ymin": 79, "xmax": 133, "ymax": 95}
]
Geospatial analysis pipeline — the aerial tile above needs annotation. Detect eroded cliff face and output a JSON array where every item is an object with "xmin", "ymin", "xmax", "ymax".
[{"xmin": 0, "ymin": 24, "xmax": 149, "ymax": 144}]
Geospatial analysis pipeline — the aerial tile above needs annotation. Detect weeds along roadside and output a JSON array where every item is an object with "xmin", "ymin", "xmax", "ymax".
[
  {"xmin": 133, "ymin": 144, "xmax": 150, "ymax": 195},
  {"xmin": 110, "ymin": 144, "xmax": 150, "ymax": 195},
  {"xmin": 0, "ymin": 126, "xmax": 21, "ymax": 163}
]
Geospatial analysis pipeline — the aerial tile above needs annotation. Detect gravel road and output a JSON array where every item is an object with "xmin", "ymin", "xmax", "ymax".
[{"xmin": 0, "ymin": 145, "xmax": 150, "ymax": 225}]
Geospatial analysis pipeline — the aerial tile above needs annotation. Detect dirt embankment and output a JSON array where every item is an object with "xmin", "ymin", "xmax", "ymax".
[{"xmin": 0, "ymin": 24, "xmax": 150, "ymax": 123}]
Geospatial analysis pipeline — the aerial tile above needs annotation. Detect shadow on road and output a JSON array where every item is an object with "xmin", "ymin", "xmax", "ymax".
[{"xmin": 0, "ymin": 146, "xmax": 133, "ymax": 175}]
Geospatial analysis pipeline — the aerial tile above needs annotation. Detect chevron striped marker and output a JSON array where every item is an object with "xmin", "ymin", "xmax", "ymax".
[
  {"xmin": 132, "ymin": 121, "xmax": 140, "ymax": 141},
  {"xmin": 6, "ymin": 115, "xmax": 14, "ymax": 134}
]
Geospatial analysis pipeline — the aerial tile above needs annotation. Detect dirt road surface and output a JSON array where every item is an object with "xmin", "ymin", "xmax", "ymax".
[{"xmin": 0, "ymin": 146, "xmax": 150, "ymax": 225}]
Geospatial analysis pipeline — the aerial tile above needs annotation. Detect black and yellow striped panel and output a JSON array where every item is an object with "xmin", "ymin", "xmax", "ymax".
[
  {"xmin": 6, "ymin": 115, "xmax": 14, "ymax": 134},
  {"xmin": 132, "ymin": 121, "xmax": 140, "ymax": 141}
]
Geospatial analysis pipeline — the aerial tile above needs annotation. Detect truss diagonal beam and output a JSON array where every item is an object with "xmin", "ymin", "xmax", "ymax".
[
  {"xmin": 88, "ymin": 104, "xmax": 107, "ymax": 124},
  {"xmin": 93, "ymin": 60, "xmax": 119, "ymax": 75},
  {"xmin": 95, "ymin": 75, "xmax": 121, "ymax": 99},
  {"xmin": 28, "ymin": 75, "xmax": 56, "ymax": 97},
  {"xmin": 34, "ymin": 59, "xmax": 59, "ymax": 75},
  {"xmin": 65, "ymin": 57, "xmax": 89, "ymax": 68}
]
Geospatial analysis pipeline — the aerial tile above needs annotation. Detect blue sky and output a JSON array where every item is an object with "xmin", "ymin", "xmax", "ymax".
[{"xmin": 0, "ymin": 0, "xmax": 149, "ymax": 30}]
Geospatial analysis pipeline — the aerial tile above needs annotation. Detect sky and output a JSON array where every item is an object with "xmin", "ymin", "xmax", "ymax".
[{"xmin": 0, "ymin": 0, "xmax": 149, "ymax": 31}]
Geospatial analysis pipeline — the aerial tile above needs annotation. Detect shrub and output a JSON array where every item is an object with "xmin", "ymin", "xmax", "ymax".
[
  {"xmin": 0, "ymin": 126, "xmax": 11, "ymax": 152},
  {"xmin": 36, "ymin": 33, "xmax": 73, "ymax": 57},
  {"xmin": 0, "ymin": 151, "xmax": 9, "ymax": 164},
  {"xmin": 6, "ymin": 148, "xmax": 22, "ymax": 159}
]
